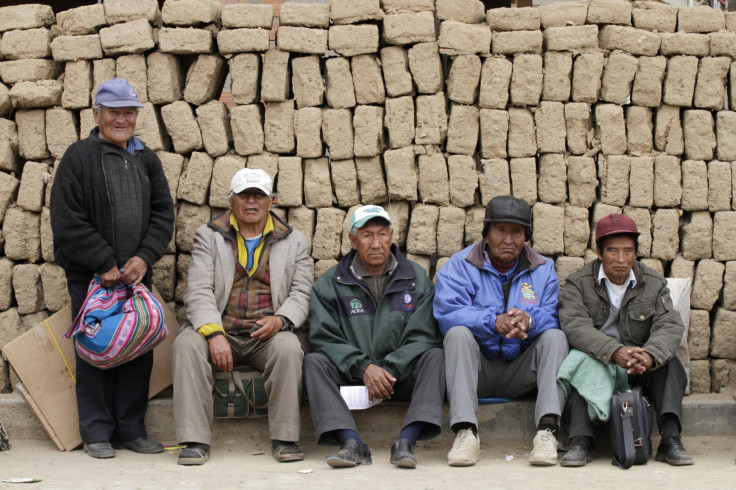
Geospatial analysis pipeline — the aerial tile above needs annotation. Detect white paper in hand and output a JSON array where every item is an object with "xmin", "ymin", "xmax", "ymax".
[{"xmin": 340, "ymin": 386, "xmax": 383, "ymax": 410}]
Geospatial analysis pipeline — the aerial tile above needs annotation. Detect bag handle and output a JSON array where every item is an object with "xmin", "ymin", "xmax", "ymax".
[{"xmin": 614, "ymin": 400, "xmax": 636, "ymax": 469}]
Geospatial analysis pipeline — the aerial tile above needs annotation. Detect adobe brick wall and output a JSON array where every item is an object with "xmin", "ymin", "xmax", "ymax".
[{"xmin": 1, "ymin": 0, "xmax": 736, "ymax": 394}]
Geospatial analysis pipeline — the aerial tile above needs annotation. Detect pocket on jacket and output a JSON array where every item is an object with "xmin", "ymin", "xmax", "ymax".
[
  {"xmin": 584, "ymin": 300, "xmax": 607, "ymax": 327},
  {"xmin": 627, "ymin": 299, "xmax": 656, "ymax": 343}
]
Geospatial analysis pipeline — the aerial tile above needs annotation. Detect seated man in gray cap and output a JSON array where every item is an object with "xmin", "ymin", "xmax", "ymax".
[
  {"xmin": 559, "ymin": 213, "xmax": 692, "ymax": 467},
  {"xmin": 304, "ymin": 205, "xmax": 444, "ymax": 469},
  {"xmin": 434, "ymin": 196, "xmax": 568, "ymax": 467},
  {"xmin": 171, "ymin": 168, "xmax": 312, "ymax": 465}
]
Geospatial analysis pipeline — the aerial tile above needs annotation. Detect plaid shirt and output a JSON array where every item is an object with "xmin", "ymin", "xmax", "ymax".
[{"xmin": 221, "ymin": 246, "xmax": 274, "ymax": 336}]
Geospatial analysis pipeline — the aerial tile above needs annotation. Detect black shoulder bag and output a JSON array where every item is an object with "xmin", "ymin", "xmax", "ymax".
[{"xmin": 610, "ymin": 386, "xmax": 653, "ymax": 469}]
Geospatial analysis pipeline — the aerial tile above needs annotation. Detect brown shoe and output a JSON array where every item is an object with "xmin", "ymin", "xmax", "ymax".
[{"xmin": 271, "ymin": 440, "xmax": 304, "ymax": 462}]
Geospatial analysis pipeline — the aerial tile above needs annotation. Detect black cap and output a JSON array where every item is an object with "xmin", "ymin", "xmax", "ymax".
[{"xmin": 482, "ymin": 196, "xmax": 531, "ymax": 238}]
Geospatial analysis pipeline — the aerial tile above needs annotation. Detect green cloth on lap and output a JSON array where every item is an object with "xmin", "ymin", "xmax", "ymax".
[{"xmin": 557, "ymin": 349, "xmax": 628, "ymax": 423}]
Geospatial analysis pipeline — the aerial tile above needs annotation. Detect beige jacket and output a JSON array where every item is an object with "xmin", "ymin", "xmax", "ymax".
[{"xmin": 182, "ymin": 211, "xmax": 313, "ymax": 349}]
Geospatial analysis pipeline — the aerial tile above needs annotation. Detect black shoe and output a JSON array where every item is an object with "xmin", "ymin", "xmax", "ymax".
[
  {"xmin": 326, "ymin": 438, "xmax": 372, "ymax": 468},
  {"xmin": 271, "ymin": 440, "xmax": 304, "ymax": 462},
  {"xmin": 560, "ymin": 436, "xmax": 595, "ymax": 467},
  {"xmin": 178, "ymin": 443, "xmax": 210, "ymax": 466},
  {"xmin": 390, "ymin": 439, "xmax": 417, "ymax": 469},
  {"xmin": 83, "ymin": 441, "xmax": 115, "ymax": 459},
  {"xmin": 112, "ymin": 437, "xmax": 164, "ymax": 454},
  {"xmin": 655, "ymin": 436, "xmax": 694, "ymax": 466}
]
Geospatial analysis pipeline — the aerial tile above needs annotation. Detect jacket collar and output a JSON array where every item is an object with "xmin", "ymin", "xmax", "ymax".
[
  {"xmin": 591, "ymin": 259, "xmax": 646, "ymax": 300},
  {"xmin": 209, "ymin": 210, "xmax": 292, "ymax": 243},
  {"xmin": 335, "ymin": 244, "xmax": 414, "ymax": 286},
  {"xmin": 465, "ymin": 240, "xmax": 546, "ymax": 274},
  {"xmin": 88, "ymin": 127, "xmax": 140, "ymax": 156}
]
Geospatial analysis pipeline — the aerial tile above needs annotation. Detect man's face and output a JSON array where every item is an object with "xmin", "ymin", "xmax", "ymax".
[
  {"xmin": 597, "ymin": 235, "xmax": 637, "ymax": 286},
  {"xmin": 229, "ymin": 188, "xmax": 273, "ymax": 230},
  {"xmin": 349, "ymin": 221, "xmax": 393, "ymax": 272},
  {"xmin": 94, "ymin": 106, "xmax": 138, "ymax": 149},
  {"xmin": 484, "ymin": 221, "xmax": 526, "ymax": 267}
]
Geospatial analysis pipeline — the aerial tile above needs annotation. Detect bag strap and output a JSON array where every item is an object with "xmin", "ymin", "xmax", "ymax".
[
  {"xmin": 226, "ymin": 374, "xmax": 237, "ymax": 418},
  {"xmin": 231, "ymin": 371, "xmax": 256, "ymax": 416},
  {"xmin": 615, "ymin": 400, "xmax": 636, "ymax": 469}
]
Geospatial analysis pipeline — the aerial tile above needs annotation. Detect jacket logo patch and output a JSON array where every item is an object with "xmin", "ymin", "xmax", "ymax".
[
  {"xmin": 519, "ymin": 282, "xmax": 538, "ymax": 304},
  {"xmin": 402, "ymin": 293, "xmax": 413, "ymax": 311},
  {"xmin": 350, "ymin": 298, "xmax": 365, "ymax": 314}
]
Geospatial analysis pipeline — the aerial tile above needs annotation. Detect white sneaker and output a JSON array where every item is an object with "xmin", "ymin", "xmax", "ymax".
[
  {"xmin": 529, "ymin": 429, "xmax": 558, "ymax": 466},
  {"xmin": 447, "ymin": 428, "xmax": 480, "ymax": 466}
]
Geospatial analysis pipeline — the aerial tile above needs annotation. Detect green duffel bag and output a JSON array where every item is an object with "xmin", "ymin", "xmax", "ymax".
[{"xmin": 212, "ymin": 365, "xmax": 268, "ymax": 419}]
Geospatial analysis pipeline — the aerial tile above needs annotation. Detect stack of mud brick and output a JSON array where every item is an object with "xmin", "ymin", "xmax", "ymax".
[{"xmin": 0, "ymin": 0, "xmax": 736, "ymax": 394}]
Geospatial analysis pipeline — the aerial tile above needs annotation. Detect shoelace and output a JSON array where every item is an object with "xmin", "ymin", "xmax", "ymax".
[
  {"xmin": 455, "ymin": 430, "xmax": 474, "ymax": 449},
  {"xmin": 538, "ymin": 429, "xmax": 556, "ymax": 448}
]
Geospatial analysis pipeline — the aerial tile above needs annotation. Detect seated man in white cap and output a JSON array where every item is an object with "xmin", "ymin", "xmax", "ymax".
[
  {"xmin": 171, "ymin": 168, "xmax": 313, "ymax": 465},
  {"xmin": 304, "ymin": 205, "xmax": 445, "ymax": 469}
]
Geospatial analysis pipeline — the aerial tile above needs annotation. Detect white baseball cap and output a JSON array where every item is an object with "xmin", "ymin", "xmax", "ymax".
[
  {"xmin": 230, "ymin": 168, "xmax": 273, "ymax": 196},
  {"xmin": 351, "ymin": 205, "xmax": 392, "ymax": 229}
]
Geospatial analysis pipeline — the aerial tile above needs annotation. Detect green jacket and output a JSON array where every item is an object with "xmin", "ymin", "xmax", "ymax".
[
  {"xmin": 309, "ymin": 245, "xmax": 442, "ymax": 382},
  {"xmin": 559, "ymin": 259, "xmax": 685, "ymax": 369}
]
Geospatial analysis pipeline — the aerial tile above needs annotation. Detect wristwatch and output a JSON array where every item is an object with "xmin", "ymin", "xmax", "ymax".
[{"xmin": 276, "ymin": 315, "xmax": 293, "ymax": 332}]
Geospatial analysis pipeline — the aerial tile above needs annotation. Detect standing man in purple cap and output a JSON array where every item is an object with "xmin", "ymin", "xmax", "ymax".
[
  {"xmin": 304, "ymin": 205, "xmax": 444, "ymax": 469},
  {"xmin": 558, "ymin": 214, "xmax": 692, "ymax": 467},
  {"xmin": 171, "ymin": 168, "xmax": 312, "ymax": 465},
  {"xmin": 50, "ymin": 78, "xmax": 174, "ymax": 458}
]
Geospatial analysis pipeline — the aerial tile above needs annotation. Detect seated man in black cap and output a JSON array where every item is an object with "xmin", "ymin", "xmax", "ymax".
[
  {"xmin": 558, "ymin": 213, "xmax": 692, "ymax": 467},
  {"xmin": 434, "ymin": 196, "xmax": 568, "ymax": 467}
]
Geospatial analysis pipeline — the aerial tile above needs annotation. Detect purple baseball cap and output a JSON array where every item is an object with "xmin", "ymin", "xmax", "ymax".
[{"xmin": 95, "ymin": 78, "xmax": 144, "ymax": 108}]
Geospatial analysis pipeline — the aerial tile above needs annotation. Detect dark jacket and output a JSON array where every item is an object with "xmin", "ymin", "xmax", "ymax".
[
  {"xmin": 559, "ymin": 259, "xmax": 685, "ymax": 369},
  {"xmin": 434, "ymin": 241, "xmax": 560, "ymax": 361},
  {"xmin": 309, "ymin": 245, "xmax": 442, "ymax": 382},
  {"xmin": 50, "ymin": 129, "xmax": 174, "ymax": 283}
]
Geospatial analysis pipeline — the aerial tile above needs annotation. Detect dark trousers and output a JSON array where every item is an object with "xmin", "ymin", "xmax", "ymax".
[
  {"xmin": 565, "ymin": 357, "xmax": 688, "ymax": 440},
  {"xmin": 303, "ymin": 348, "xmax": 445, "ymax": 446},
  {"xmin": 69, "ymin": 280, "xmax": 153, "ymax": 444}
]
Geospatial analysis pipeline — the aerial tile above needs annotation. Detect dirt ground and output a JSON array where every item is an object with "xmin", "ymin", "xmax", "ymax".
[{"xmin": 0, "ymin": 435, "xmax": 734, "ymax": 489}]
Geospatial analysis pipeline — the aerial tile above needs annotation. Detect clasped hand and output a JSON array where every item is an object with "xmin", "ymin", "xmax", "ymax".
[
  {"xmin": 612, "ymin": 346, "xmax": 653, "ymax": 375},
  {"xmin": 495, "ymin": 307, "xmax": 530, "ymax": 340},
  {"xmin": 362, "ymin": 363, "xmax": 396, "ymax": 402}
]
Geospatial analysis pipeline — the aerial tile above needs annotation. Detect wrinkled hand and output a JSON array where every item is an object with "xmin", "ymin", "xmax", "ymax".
[
  {"xmin": 121, "ymin": 256, "xmax": 148, "ymax": 285},
  {"xmin": 505, "ymin": 308, "xmax": 530, "ymax": 340},
  {"xmin": 612, "ymin": 346, "xmax": 653, "ymax": 375},
  {"xmin": 249, "ymin": 316, "xmax": 284, "ymax": 341},
  {"xmin": 209, "ymin": 335, "xmax": 233, "ymax": 372},
  {"xmin": 495, "ymin": 309, "xmax": 529, "ymax": 340},
  {"xmin": 362, "ymin": 364, "xmax": 396, "ymax": 402},
  {"xmin": 100, "ymin": 266, "xmax": 122, "ymax": 288}
]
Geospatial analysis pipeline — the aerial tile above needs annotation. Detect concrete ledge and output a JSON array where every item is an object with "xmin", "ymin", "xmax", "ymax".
[{"xmin": 2, "ymin": 392, "xmax": 734, "ymax": 447}]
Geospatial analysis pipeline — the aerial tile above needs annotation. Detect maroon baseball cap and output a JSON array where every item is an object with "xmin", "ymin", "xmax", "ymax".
[{"xmin": 595, "ymin": 214, "xmax": 640, "ymax": 243}]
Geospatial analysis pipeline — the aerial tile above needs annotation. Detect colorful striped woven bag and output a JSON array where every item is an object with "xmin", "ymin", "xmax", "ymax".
[{"xmin": 65, "ymin": 276, "xmax": 168, "ymax": 370}]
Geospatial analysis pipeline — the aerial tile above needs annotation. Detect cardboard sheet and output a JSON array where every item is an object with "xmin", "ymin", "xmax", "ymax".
[{"xmin": 2, "ymin": 287, "xmax": 178, "ymax": 451}]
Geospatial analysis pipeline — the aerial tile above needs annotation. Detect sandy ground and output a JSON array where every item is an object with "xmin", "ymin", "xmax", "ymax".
[{"xmin": 1, "ymin": 435, "xmax": 734, "ymax": 489}]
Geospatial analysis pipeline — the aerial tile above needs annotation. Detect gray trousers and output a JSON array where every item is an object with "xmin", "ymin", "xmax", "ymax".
[
  {"xmin": 172, "ymin": 327, "xmax": 304, "ymax": 444},
  {"xmin": 303, "ymin": 348, "xmax": 445, "ymax": 446},
  {"xmin": 565, "ymin": 356, "xmax": 688, "ymax": 439},
  {"xmin": 444, "ymin": 326, "xmax": 568, "ymax": 429}
]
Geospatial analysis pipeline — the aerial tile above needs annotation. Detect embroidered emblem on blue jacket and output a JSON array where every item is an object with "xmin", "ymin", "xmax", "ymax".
[{"xmin": 520, "ymin": 282, "xmax": 537, "ymax": 302}]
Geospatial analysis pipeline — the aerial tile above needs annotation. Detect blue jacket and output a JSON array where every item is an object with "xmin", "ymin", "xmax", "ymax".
[{"xmin": 434, "ymin": 241, "xmax": 560, "ymax": 360}]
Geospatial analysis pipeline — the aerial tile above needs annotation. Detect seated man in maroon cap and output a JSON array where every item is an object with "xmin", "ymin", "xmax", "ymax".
[{"xmin": 559, "ymin": 214, "xmax": 693, "ymax": 467}]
